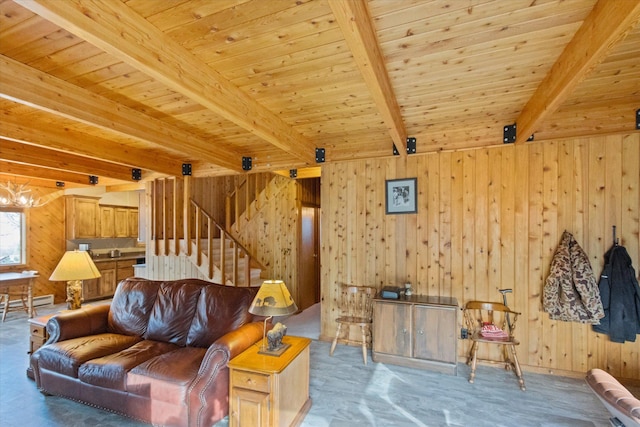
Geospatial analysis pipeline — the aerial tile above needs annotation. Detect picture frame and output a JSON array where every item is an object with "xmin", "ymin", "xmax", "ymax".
[{"xmin": 385, "ymin": 178, "xmax": 417, "ymax": 214}]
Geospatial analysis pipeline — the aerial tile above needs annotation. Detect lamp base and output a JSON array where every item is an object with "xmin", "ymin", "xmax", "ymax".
[
  {"xmin": 66, "ymin": 280, "xmax": 83, "ymax": 310},
  {"xmin": 258, "ymin": 342, "xmax": 291, "ymax": 357}
]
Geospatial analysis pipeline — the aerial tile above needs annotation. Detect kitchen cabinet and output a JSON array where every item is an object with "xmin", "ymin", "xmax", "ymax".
[
  {"xmin": 372, "ymin": 295, "xmax": 458, "ymax": 375},
  {"xmin": 127, "ymin": 208, "xmax": 139, "ymax": 238},
  {"xmin": 65, "ymin": 197, "xmax": 139, "ymax": 240},
  {"xmin": 114, "ymin": 207, "xmax": 129, "ymax": 237},
  {"xmin": 83, "ymin": 261, "xmax": 116, "ymax": 301},
  {"xmin": 65, "ymin": 196, "xmax": 101, "ymax": 239},
  {"xmin": 99, "ymin": 205, "xmax": 138, "ymax": 238},
  {"xmin": 116, "ymin": 258, "xmax": 136, "ymax": 282},
  {"xmin": 100, "ymin": 206, "xmax": 116, "ymax": 237}
]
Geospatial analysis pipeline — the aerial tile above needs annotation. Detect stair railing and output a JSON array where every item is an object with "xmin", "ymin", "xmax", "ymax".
[{"xmin": 187, "ymin": 199, "xmax": 264, "ymax": 286}]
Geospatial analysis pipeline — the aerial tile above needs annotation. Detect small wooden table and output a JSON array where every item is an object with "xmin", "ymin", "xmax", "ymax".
[
  {"xmin": 26, "ymin": 313, "xmax": 55, "ymax": 379},
  {"xmin": 228, "ymin": 335, "xmax": 312, "ymax": 427},
  {"xmin": 0, "ymin": 272, "xmax": 38, "ymax": 321}
]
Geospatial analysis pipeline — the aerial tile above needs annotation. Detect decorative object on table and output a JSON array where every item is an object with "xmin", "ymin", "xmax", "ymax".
[
  {"xmin": 248, "ymin": 280, "xmax": 298, "ymax": 356},
  {"xmin": 385, "ymin": 178, "xmax": 417, "ymax": 214},
  {"xmin": 380, "ymin": 286, "xmax": 403, "ymax": 299},
  {"xmin": 404, "ymin": 282, "xmax": 412, "ymax": 297},
  {"xmin": 49, "ymin": 250, "xmax": 101, "ymax": 310},
  {"xmin": 266, "ymin": 322, "xmax": 288, "ymax": 351}
]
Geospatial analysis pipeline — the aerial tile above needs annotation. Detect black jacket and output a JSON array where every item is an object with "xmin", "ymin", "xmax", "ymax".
[{"xmin": 592, "ymin": 245, "xmax": 640, "ymax": 343}]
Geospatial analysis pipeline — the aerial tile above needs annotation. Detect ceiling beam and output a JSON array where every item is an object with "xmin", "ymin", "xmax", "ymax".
[
  {"xmin": 0, "ymin": 55, "xmax": 242, "ymax": 173},
  {"xmin": 0, "ymin": 160, "xmax": 96, "ymax": 186},
  {"xmin": 515, "ymin": 0, "xmax": 640, "ymax": 144},
  {"xmin": 329, "ymin": 0, "xmax": 407, "ymax": 154},
  {"xmin": 0, "ymin": 113, "xmax": 183, "ymax": 176},
  {"xmin": 0, "ymin": 139, "xmax": 139, "ymax": 182},
  {"xmin": 16, "ymin": 0, "xmax": 318, "ymax": 165}
]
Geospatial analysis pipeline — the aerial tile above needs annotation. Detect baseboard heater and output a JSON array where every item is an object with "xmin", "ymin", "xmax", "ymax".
[{"xmin": 7, "ymin": 294, "xmax": 54, "ymax": 309}]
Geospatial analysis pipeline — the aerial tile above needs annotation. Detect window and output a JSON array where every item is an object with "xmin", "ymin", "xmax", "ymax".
[{"xmin": 0, "ymin": 208, "xmax": 26, "ymax": 266}]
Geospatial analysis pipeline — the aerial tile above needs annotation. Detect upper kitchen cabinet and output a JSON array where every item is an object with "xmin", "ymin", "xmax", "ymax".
[
  {"xmin": 65, "ymin": 196, "xmax": 139, "ymax": 240},
  {"xmin": 65, "ymin": 196, "xmax": 101, "ymax": 239},
  {"xmin": 100, "ymin": 206, "xmax": 116, "ymax": 238},
  {"xmin": 127, "ymin": 208, "xmax": 139, "ymax": 239},
  {"xmin": 101, "ymin": 205, "xmax": 139, "ymax": 238}
]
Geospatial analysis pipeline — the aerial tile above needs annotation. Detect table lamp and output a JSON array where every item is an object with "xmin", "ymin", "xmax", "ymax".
[
  {"xmin": 248, "ymin": 280, "xmax": 298, "ymax": 356},
  {"xmin": 50, "ymin": 250, "xmax": 101, "ymax": 310}
]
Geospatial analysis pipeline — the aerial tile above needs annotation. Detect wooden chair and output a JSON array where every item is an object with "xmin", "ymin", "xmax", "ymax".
[
  {"xmin": 463, "ymin": 300, "xmax": 526, "ymax": 390},
  {"xmin": 329, "ymin": 284, "xmax": 376, "ymax": 365},
  {"xmin": 1, "ymin": 285, "xmax": 31, "ymax": 322}
]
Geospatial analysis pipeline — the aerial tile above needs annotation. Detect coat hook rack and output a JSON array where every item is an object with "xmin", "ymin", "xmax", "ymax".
[{"xmin": 612, "ymin": 225, "xmax": 619, "ymax": 246}]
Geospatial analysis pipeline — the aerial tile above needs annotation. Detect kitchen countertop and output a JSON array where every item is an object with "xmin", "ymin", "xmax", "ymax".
[{"xmin": 92, "ymin": 253, "xmax": 145, "ymax": 262}]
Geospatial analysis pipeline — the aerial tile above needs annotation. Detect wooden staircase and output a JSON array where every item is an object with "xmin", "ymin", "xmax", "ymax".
[{"xmin": 149, "ymin": 176, "xmax": 270, "ymax": 287}]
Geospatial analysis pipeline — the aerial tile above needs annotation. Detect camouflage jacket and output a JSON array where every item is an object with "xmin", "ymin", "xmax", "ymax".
[{"xmin": 543, "ymin": 231, "xmax": 604, "ymax": 324}]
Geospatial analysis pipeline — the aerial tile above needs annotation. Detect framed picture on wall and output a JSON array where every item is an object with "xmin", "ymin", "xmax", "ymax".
[{"xmin": 385, "ymin": 178, "xmax": 417, "ymax": 214}]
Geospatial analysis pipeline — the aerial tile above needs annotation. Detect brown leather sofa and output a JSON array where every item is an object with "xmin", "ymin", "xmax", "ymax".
[{"xmin": 30, "ymin": 278, "xmax": 264, "ymax": 427}]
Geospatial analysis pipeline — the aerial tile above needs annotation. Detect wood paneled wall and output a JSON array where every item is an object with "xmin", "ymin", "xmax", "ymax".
[
  {"xmin": 230, "ymin": 175, "xmax": 301, "ymax": 294},
  {"xmin": 320, "ymin": 133, "xmax": 639, "ymax": 380},
  {"xmin": 0, "ymin": 189, "xmax": 67, "ymax": 303}
]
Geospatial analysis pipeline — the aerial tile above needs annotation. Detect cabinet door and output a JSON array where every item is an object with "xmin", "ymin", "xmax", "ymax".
[
  {"xmin": 99, "ymin": 268, "xmax": 117, "ymax": 297},
  {"xmin": 114, "ymin": 208, "xmax": 129, "ymax": 237},
  {"xmin": 413, "ymin": 305, "xmax": 457, "ymax": 363},
  {"xmin": 373, "ymin": 301, "xmax": 412, "ymax": 357},
  {"xmin": 66, "ymin": 197, "xmax": 100, "ymax": 239},
  {"xmin": 100, "ymin": 206, "xmax": 115, "ymax": 237},
  {"xmin": 116, "ymin": 259, "xmax": 136, "ymax": 282},
  {"xmin": 83, "ymin": 278, "xmax": 100, "ymax": 300},
  {"xmin": 230, "ymin": 387, "xmax": 270, "ymax": 427},
  {"xmin": 128, "ymin": 208, "xmax": 139, "ymax": 238}
]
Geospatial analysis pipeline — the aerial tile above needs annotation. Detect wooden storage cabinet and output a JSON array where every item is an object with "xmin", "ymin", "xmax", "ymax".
[
  {"xmin": 127, "ymin": 208, "xmax": 139, "ymax": 238},
  {"xmin": 100, "ymin": 206, "xmax": 116, "ymax": 237},
  {"xmin": 116, "ymin": 259, "xmax": 136, "ymax": 282},
  {"xmin": 229, "ymin": 336, "xmax": 311, "ymax": 427},
  {"xmin": 65, "ymin": 197, "xmax": 139, "ymax": 239},
  {"xmin": 372, "ymin": 296, "xmax": 458, "ymax": 375},
  {"xmin": 84, "ymin": 261, "xmax": 116, "ymax": 301},
  {"xmin": 65, "ymin": 196, "xmax": 101, "ymax": 239}
]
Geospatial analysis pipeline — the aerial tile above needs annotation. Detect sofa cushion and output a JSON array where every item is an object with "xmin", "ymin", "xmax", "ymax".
[
  {"xmin": 78, "ymin": 340, "xmax": 180, "ymax": 391},
  {"xmin": 186, "ymin": 284, "xmax": 258, "ymax": 347},
  {"xmin": 144, "ymin": 281, "xmax": 203, "ymax": 346},
  {"xmin": 109, "ymin": 278, "xmax": 161, "ymax": 336},
  {"xmin": 36, "ymin": 333, "xmax": 142, "ymax": 378},
  {"xmin": 127, "ymin": 347, "xmax": 207, "ymax": 405}
]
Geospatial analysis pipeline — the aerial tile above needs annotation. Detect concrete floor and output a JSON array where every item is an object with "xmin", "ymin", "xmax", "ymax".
[{"xmin": 0, "ymin": 301, "xmax": 626, "ymax": 427}]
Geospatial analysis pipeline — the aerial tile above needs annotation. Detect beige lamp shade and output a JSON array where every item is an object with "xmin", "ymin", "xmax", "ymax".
[
  {"xmin": 50, "ymin": 250, "xmax": 101, "ymax": 281},
  {"xmin": 249, "ymin": 280, "xmax": 298, "ymax": 317}
]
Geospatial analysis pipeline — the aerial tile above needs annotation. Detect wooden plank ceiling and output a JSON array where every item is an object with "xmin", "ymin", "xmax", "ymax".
[{"xmin": 0, "ymin": 0, "xmax": 638, "ymax": 188}]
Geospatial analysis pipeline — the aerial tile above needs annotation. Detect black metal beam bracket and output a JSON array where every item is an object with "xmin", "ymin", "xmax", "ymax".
[
  {"xmin": 242, "ymin": 157, "xmax": 252, "ymax": 171},
  {"xmin": 182, "ymin": 163, "xmax": 192, "ymax": 176}
]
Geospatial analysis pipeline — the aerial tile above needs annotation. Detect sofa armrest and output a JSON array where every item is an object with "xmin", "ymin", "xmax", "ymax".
[
  {"xmin": 45, "ymin": 304, "xmax": 110, "ymax": 344},
  {"xmin": 188, "ymin": 322, "xmax": 264, "ymax": 426},
  {"xmin": 586, "ymin": 368, "xmax": 640, "ymax": 427}
]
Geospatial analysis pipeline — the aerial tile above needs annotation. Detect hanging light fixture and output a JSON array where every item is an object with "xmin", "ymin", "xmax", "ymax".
[{"xmin": 0, "ymin": 181, "xmax": 47, "ymax": 208}]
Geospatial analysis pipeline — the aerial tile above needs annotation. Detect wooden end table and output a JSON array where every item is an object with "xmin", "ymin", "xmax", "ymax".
[
  {"xmin": 228, "ymin": 335, "xmax": 312, "ymax": 427},
  {"xmin": 26, "ymin": 313, "xmax": 54, "ymax": 379}
]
